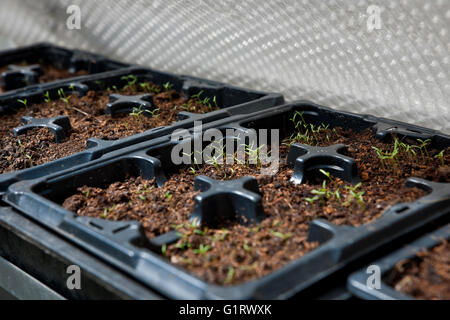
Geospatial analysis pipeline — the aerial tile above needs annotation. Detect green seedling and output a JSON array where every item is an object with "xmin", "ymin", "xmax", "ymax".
[
  {"xmin": 350, "ymin": 190, "xmax": 365, "ymax": 208},
  {"xmin": 290, "ymin": 111, "xmax": 306, "ymax": 130},
  {"xmin": 305, "ymin": 195, "xmax": 320, "ymax": 204},
  {"xmin": 319, "ymin": 169, "xmax": 332, "ymax": 181},
  {"xmin": 139, "ymin": 81, "xmax": 160, "ymax": 94},
  {"xmin": 194, "ymin": 227, "xmax": 208, "ymax": 236},
  {"xmin": 121, "ymin": 75, "xmax": 138, "ymax": 90},
  {"xmin": 343, "ymin": 183, "xmax": 365, "ymax": 208},
  {"xmin": 243, "ymin": 241, "xmax": 252, "ymax": 252},
  {"xmin": 224, "ymin": 266, "xmax": 235, "ymax": 284},
  {"xmin": 175, "ymin": 241, "xmax": 191, "ymax": 250},
  {"xmin": 58, "ymin": 88, "xmax": 71, "ymax": 106},
  {"xmin": 17, "ymin": 139, "xmax": 33, "ymax": 166},
  {"xmin": 372, "ymin": 139, "xmax": 400, "ymax": 168},
  {"xmin": 25, "ymin": 154, "xmax": 33, "ymax": 167},
  {"xmin": 311, "ymin": 180, "xmax": 333, "ymax": 201},
  {"xmin": 270, "ymin": 230, "xmax": 292, "ymax": 241},
  {"xmin": 163, "ymin": 81, "xmax": 173, "ymax": 91},
  {"xmin": 101, "ymin": 204, "xmax": 116, "ymax": 219},
  {"xmin": 17, "ymin": 98, "xmax": 28, "ymax": 110},
  {"xmin": 164, "ymin": 191, "xmax": 172, "ymax": 200},
  {"xmin": 130, "ymin": 105, "xmax": 160, "ymax": 119},
  {"xmin": 415, "ymin": 138, "xmax": 431, "ymax": 158},
  {"xmin": 192, "ymin": 244, "xmax": 211, "ymax": 255},
  {"xmin": 161, "ymin": 244, "xmax": 167, "ymax": 256},
  {"xmin": 251, "ymin": 225, "xmax": 261, "ymax": 233},
  {"xmin": 211, "ymin": 229, "xmax": 229, "ymax": 242},
  {"xmin": 435, "ymin": 149, "xmax": 445, "ymax": 166},
  {"xmin": 43, "ymin": 91, "xmax": 51, "ymax": 103}
]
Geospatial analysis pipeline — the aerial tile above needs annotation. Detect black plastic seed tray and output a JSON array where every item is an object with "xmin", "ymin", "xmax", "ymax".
[
  {"xmin": 2, "ymin": 101, "xmax": 450, "ymax": 299},
  {"xmin": 347, "ymin": 223, "xmax": 450, "ymax": 300},
  {"xmin": 0, "ymin": 204, "xmax": 162, "ymax": 299},
  {"xmin": 0, "ymin": 43, "xmax": 129, "ymax": 93},
  {"xmin": 0, "ymin": 66, "xmax": 283, "ymax": 192}
]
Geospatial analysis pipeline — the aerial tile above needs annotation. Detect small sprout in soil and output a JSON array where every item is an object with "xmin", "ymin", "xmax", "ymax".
[
  {"xmin": 58, "ymin": 88, "xmax": 71, "ymax": 107},
  {"xmin": 101, "ymin": 204, "xmax": 116, "ymax": 219},
  {"xmin": 163, "ymin": 81, "xmax": 173, "ymax": 91},
  {"xmin": 350, "ymin": 190, "xmax": 365, "ymax": 208},
  {"xmin": 372, "ymin": 139, "xmax": 400, "ymax": 168},
  {"xmin": 193, "ymin": 244, "xmax": 211, "ymax": 255},
  {"xmin": 399, "ymin": 141, "xmax": 417, "ymax": 159},
  {"xmin": 190, "ymin": 91, "xmax": 218, "ymax": 111},
  {"xmin": 83, "ymin": 189, "xmax": 90, "ymax": 198},
  {"xmin": 17, "ymin": 98, "xmax": 28, "ymax": 110},
  {"xmin": 43, "ymin": 91, "xmax": 51, "ymax": 103},
  {"xmin": 175, "ymin": 240, "xmax": 191, "ymax": 250},
  {"xmin": 194, "ymin": 227, "xmax": 208, "ymax": 236},
  {"xmin": 225, "ymin": 266, "xmax": 235, "ymax": 284},
  {"xmin": 305, "ymin": 195, "xmax": 320, "ymax": 204},
  {"xmin": 164, "ymin": 191, "xmax": 172, "ymax": 200},
  {"xmin": 130, "ymin": 105, "xmax": 160, "ymax": 119},
  {"xmin": 270, "ymin": 230, "xmax": 292, "ymax": 241},
  {"xmin": 251, "ymin": 225, "xmax": 261, "ymax": 233},
  {"xmin": 290, "ymin": 111, "xmax": 307, "ymax": 130},
  {"xmin": 138, "ymin": 194, "xmax": 146, "ymax": 201},
  {"xmin": 211, "ymin": 229, "xmax": 229, "ymax": 242},
  {"xmin": 121, "ymin": 75, "xmax": 138, "ymax": 90},
  {"xmin": 17, "ymin": 139, "xmax": 33, "ymax": 166},
  {"xmin": 416, "ymin": 138, "xmax": 431, "ymax": 158},
  {"xmin": 161, "ymin": 244, "xmax": 167, "ymax": 256},
  {"xmin": 272, "ymin": 219, "xmax": 282, "ymax": 227},
  {"xmin": 190, "ymin": 91, "xmax": 203, "ymax": 100},
  {"xmin": 344, "ymin": 183, "xmax": 365, "ymax": 208},
  {"xmin": 311, "ymin": 181, "xmax": 333, "ymax": 201},
  {"xmin": 319, "ymin": 169, "xmax": 332, "ymax": 181},
  {"xmin": 25, "ymin": 154, "xmax": 33, "ymax": 167},
  {"xmin": 243, "ymin": 240, "xmax": 252, "ymax": 252},
  {"xmin": 435, "ymin": 149, "xmax": 445, "ymax": 166},
  {"xmin": 286, "ymin": 111, "xmax": 334, "ymax": 146},
  {"xmin": 139, "ymin": 81, "xmax": 160, "ymax": 94},
  {"xmin": 147, "ymin": 108, "xmax": 160, "ymax": 118}
]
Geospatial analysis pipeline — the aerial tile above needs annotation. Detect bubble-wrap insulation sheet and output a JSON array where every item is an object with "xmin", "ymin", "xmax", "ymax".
[{"xmin": 0, "ymin": 0, "xmax": 448, "ymax": 133}]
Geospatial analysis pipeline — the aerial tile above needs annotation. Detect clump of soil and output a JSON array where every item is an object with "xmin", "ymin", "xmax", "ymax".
[
  {"xmin": 63, "ymin": 126, "xmax": 449, "ymax": 285},
  {"xmin": 0, "ymin": 81, "xmax": 217, "ymax": 174},
  {"xmin": 387, "ymin": 240, "xmax": 450, "ymax": 300},
  {"xmin": 0, "ymin": 64, "xmax": 88, "ymax": 93}
]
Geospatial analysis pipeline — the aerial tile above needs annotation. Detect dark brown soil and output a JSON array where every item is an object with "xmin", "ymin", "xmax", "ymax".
[
  {"xmin": 63, "ymin": 126, "xmax": 450, "ymax": 285},
  {"xmin": 387, "ymin": 240, "xmax": 450, "ymax": 300},
  {"xmin": 0, "ymin": 64, "xmax": 88, "ymax": 93},
  {"xmin": 0, "ymin": 81, "xmax": 217, "ymax": 174}
]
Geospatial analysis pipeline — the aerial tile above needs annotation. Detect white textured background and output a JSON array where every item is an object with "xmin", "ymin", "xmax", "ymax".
[{"xmin": 0, "ymin": 0, "xmax": 448, "ymax": 133}]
